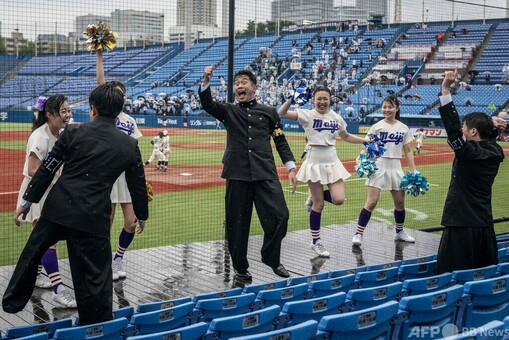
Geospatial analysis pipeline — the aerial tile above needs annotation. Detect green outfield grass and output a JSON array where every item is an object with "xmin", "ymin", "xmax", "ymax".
[{"xmin": 0, "ymin": 125, "xmax": 507, "ymax": 266}]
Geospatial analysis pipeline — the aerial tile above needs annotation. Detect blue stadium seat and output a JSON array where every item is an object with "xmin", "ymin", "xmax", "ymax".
[
  {"xmin": 124, "ymin": 322, "xmax": 208, "ymax": 340},
  {"xmin": 397, "ymin": 260, "xmax": 437, "ymax": 281},
  {"xmin": 277, "ymin": 292, "xmax": 347, "ymax": 329},
  {"xmin": 345, "ymin": 282, "xmax": 403, "ymax": 312},
  {"xmin": 205, "ymin": 304, "xmax": 281, "ymax": 339},
  {"xmin": 4, "ymin": 318, "xmax": 72, "ymax": 339},
  {"xmin": 288, "ymin": 272, "xmax": 329, "ymax": 285},
  {"xmin": 354, "ymin": 267, "xmax": 399, "ymax": 288},
  {"xmin": 242, "ymin": 279, "xmax": 288, "ymax": 295},
  {"xmin": 497, "ymin": 263, "xmax": 509, "ymax": 276},
  {"xmin": 136, "ymin": 296, "xmax": 193, "ymax": 313},
  {"xmin": 308, "ymin": 274, "xmax": 356, "ymax": 298},
  {"xmin": 193, "ymin": 287, "xmax": 243, "ymax": 302},
  {"xmin": 401, "ymin": 254, "xmax": 436, "ymax": 265},
  {"xmin": 455, "ymin": 274, "xmax": 509, "ymax": 329},
  {"xmin": 366, "ymin": 260, "xmax": 402, "ymax": 271},
  {"xmin": 498, "ymin": 248, "xmax": 509, "ymax": 263},
  {"xmin": 315, "ymin": 300, "xmax": 399, "ymax": 340},
  {"xmin": 252, "ymin": 283, "xmax": 309, "ymax": 310},
  {"xmin": 401, "ymin": 272, "xmax": 453, "ymax": 296},
  {"xmin": 329, "ymin": 266, "xmax": 367, "ymax": 278},
  {"xmin": 53, "ymin": 317, "xmax": 129, "ymax": 340},
  {"xmin": 189, "ymin": 292, "xmax": 256, "ymax": 323},
  {"xmin": 441, "ymin": 320, "xmax": 505, "ymax": 340},
  {"xmin": 75, "ymin": 306, "xmax": 135, "ymax": 325},
  {"xmin": 451, "ymin": 265, "xmax": 498, "ymax": 285},
  {"xmin": 10, "ymin": 334, "xmax": 49, "ymax": 340},
  {"xmin": 392, "ymin": 285, "xmax": 464, "ymax": 340},
  {"xmin": 124, "ymin": 302, "xmax": 195, "ymax": 336},
  {"xmin": 229, "ymin": 320, "xmax": 319, "ymax": 340}
]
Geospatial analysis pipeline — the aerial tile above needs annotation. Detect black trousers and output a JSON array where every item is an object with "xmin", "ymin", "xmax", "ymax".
[
  {"xmin": 225, "ymin": 179, "xmax": 289, "ymax": 272},
  {"xmin": 436, "ymin": 226, "xmax": 498, "ymax": 274},
  {"xmin": 2, "ymin": 218, "xmax": 113, "ymax": 326}
]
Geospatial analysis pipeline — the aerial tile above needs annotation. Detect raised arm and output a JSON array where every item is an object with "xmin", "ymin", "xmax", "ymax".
[
  {"xmin": 198, "ymin": 65, "xmax": 227, "ymax": 121},
  {"xmin": 439, "ymin": 70, "xmax": 464, "ymax": 145},
  {"xmin": 96, "ymin": 49, "xmax": 106, "ymax": 85},
  {"xmin": 278, "ymin": 100, "xmax": 299, "ymax": 121}
]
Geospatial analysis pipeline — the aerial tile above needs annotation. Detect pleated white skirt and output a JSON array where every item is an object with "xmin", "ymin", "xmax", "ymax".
[
  {"xmin": 365, "ymin": 157, "xmax": 404, "ymax": 191},
  {"xmin": 296, "ymin": 145, "xmax": 351, "ymax": 184}
]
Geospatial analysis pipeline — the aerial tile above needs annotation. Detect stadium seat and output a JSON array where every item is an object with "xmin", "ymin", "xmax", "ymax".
[
  {"xmin": 136, "ymin": 296, "xmax": 193, "ymax": 313},
  {"xmin": 53, "ymin": 317, "xmax": 129, "ymax": 340},
  {"xmin": 366, "ymin": 260, "xmax": 402, "ymax": 271},
  {"xmin": 391, "ymin": 285, "xmax": 465, "ymax": 340},
  {"xmin": 10, "ymin": 334, "xmax": 49, "ymax": 340},
  {"xmin": 229, "ymin": 320, "xmax": 319, "ymax": 340},
  {"xmin": 354, "ymin": 267, "xmax": 399, "ymax": 288},
  {"xmin": 193, "ymin": 287, "xmax": 243, "ymax": 302},
  {"xmin": 252, "ymin": 283, "xmax": 309, "ymax": 310},
  {"xmin": 401, "ymin": 254, "xmax": 436, "ymax": 265},
  {"xmin": 498, "ymin": 248, "xmax": 509, "ymax": 263},
  {"xmin": 242, "ymin": 279, "xmax": 288, "ymax": 295},
  {"xmin": 124, "ymin": 322, "xmax": 209, "ymax": 340},
  {"xmin": 441, "ymin": 320, "xmax": 505, "ymax": 340},
  {"xmin": 496, "ymin": 263, "xmax": 509, "ymax": 276},
  {"xmin": 345, "ymin": 282, "xmax": 403, "ymax": 312},
  {"xmin": 451, "ymin": 265, "xmax": 498, "ymax": 285},
  {"xmin": 397, "ymin": 260, "xmax": 437, "ymax": 281},
  {"xmin": 315, "ymin": 300, "xmax": 399, "ymax": 340},
  {"xmin": 205, "ymin": 304, "xmax": 281, "ymax": 339},
  {"xmin": 277, "ymin": 292, "xmax": 347, "ymax": 329},
  {"xmin": 75, "ymin": 306, "xmax": 135, "ymax": 325},
  {"xmin": 401, "ymin": 272, "xmax": 453, "ymax": 296},
  {"xmin": 288, "ymin": 272, "xmax": 329, "ymax": 285},
  {"xmin": 4, "ymin": 318, "xmax": 72, "ymax": 339},
  {"xmin": 329, "ymin": 266, "xmax": 367, "ymax": 278},
  {"xmin": 189, "ymin": 292, "xmax": 256, "ymax": 323},
  {"xmin": 124, "ymin": 302, "xmax": 195, "ymax": 336},
  {"xmin": 455, "ymin": 274, "xmax": 509, "ymax": 329},
  {"xmin": 308, "ymin": 274, "xmax": 356, "ymax": 298}
]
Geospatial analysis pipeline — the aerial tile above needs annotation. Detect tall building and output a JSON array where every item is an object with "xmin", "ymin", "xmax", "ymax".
[
  {"xmin": 221, "ymin": 0, "xmax": 229, "ymax": 37},
  {"xmin": 111, "ymin": 9, "xmax": 164, "ymax": 48},
  {"xmin": 176, "ymin": 0, "xmax": 217, "ymax": 27}
]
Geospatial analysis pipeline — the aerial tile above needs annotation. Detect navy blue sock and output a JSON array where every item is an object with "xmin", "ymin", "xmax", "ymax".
[
  {"xmin": 114, "ymin": 228, "xmax": 135, "ymax": 260},
  {"xmin": 394, "ymin": 209, "xmax": 405, "ymax": 233},
  {"xmin": 323, "ymin": 190, "xmax": 332, "ymax": 203},
  {"xmin": 310, "ymin": 210, "xmax": 322, "ymax": 244},
  {"xmin": 355, "ymin": 208, "xmax": 372, "ymax": 235}
]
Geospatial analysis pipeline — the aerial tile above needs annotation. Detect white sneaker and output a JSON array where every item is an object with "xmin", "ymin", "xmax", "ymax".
[
  {"xmin": 35, "ymin": 274, "xmax": 52, "ymax": 289},
  {"xmin": 112, "ymin": 258, "xmax": 127, "ymax": 281},
  {"xmin": 394, "ymin": 230, "xmax": 416, "ymax": 243},
  {"xmin": 305, "ymin": 193, "xmax": 313, "ymax": 213},
  {"xmin": 52, "ymin": 289, "xmax": 77, "ymax": 309},
  {"xmin": 352, "ymin": 233, "xmax": 363, "ymax": 246},
  {"xmin": 311, "ymin": 242, "xmax": 330, "ymax": 257}
]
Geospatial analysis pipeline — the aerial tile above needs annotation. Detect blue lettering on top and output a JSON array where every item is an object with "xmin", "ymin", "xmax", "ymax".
[
  {"xmin": 115, "ymin": 117, "xmax": 135, "ymax": 136},
  {"xmin": 379, "ymin": 131, "xmax": 404, "ymax": 145},
  {"xmin": 312, "ymin": 119, "xmax": 339, "ymax": 133}
]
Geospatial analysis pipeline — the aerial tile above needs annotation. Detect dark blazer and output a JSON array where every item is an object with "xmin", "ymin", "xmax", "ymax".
[
  {"xmin": 23, "ymin": 115, "xmax": 149, "ymax": 235},
  {"xmin": 199, "ymin": 86, "xmax": 295, "ymax": 181},
  {"xmin": 439, "ymin": 101, "xmax": 504, "ymax": 228}
]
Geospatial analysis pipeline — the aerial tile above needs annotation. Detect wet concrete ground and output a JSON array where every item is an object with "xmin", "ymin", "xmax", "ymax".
[{"xmin": 0, "ymin": 222, "xmax": 441, "ymax": 332}]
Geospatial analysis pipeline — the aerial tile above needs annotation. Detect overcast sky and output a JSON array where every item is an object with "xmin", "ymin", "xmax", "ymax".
[{"xmin": 0, "ymin": 0, "xmax": 507, "ymax": 40}]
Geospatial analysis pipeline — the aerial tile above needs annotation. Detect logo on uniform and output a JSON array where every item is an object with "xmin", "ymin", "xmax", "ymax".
[
  {"xmin": 312, "ymin": 119, "xmax": 339, "ymax": 133},
  {"xmin": 379, "ymin": 131, "xmax": 404, "ymax": 145}
]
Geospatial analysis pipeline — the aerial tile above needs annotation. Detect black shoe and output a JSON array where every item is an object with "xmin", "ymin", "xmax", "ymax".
[
  {"xmin": 271, "ymin": 264, "xmax": 290, "ymax": 278},
  {"xmin": 234, "ymin": 269, "xmax": 252, "ymax": 281}
]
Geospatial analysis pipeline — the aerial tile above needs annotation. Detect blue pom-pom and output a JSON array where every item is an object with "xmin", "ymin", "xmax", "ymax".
[
  {"xmin": 364, "ymin": 134, "xmax": 386, "ymax": 159},
  {"xmin": 355, "ymin": 153, "xmax": 378, "ymax": 178},
  {"xmin": 400, "ymin": 170, "xmax": 430, "ymax": 197},
  {"xmin": 288, "ymin": 84, "xmax": 311, "ymax": 107}
]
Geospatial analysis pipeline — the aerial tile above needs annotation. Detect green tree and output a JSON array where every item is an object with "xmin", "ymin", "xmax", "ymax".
[{"xmin": 0, "ymin": 38, "xmax": 7, "ymax": 54}]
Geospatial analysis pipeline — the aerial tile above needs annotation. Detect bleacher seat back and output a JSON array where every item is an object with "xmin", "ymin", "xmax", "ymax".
[
  {"xmin": 5, "ymin": 318, "xmax": 72, "ymax": 339},
  {"xmin": 194, "ymin": 292, "xmax": 256, "ymax": 323},
  {"xmin": 398, "ymin": 260, "xmax": 437, "ymax": 281},
  {"xmin": 366, "ymin": 260, "xmax": 402, "ymax": 271},
  {"xmin": 346, "ymin": 282, "xmax": 403, "ymax": 312},
  {"xmin": 288, "ymin": 272, "xmax": 329, "ymax": 286},
  {"xmin": 457, "ymin": 275, "xmax": 509, "ymax": 329},
  {"xmin": 402, "ymin": 273, "xmax": 453, "ymax": 296},
  {"xmin": 228, "ymin": 320, "xmax": 319, "ymax": 340},
  {"xmin": 243, "ymin": 279, "xmax": 288, "ymax": 295},
  {"xmin": 316, "ymin": 300, "xmax": 399, "ymax": 340},
  {"xmin": 255, "ymin": 283, "xmax": 309, "ymax": 309},
  {"xmin": 280, "ymin": 292, "xmax": 347, "ymax": 327},
  {"xmin": 124, "ymin": 322, "xmax": 208, "ymax": 340},
  {"xmin": 127, "ymin": 302, "xmax": 195, "ymax": 335},
  {"xmin": 193, "ymin": 287, "xmax": 243, "ymax": 302},
  {"xmin": 53, "ymin": 317, "xmax": 128, "ymax": 340},
  {"xmin": 401, "ymin": 255, "xmax": 436, "ymax": 265},
  {"xmin": 309, "ymin": 274, "xmax": 356, "ymax": 298},
  {"xmin": 206, "ymin": 304, "xmax": 280, "ymax": 339},
  {"xmin": 393, "ymin": 285, "xmax": 464, "ymax": 340},
  {"xmin": 497, "ymin": 263, "xmax": 509, "ymax": 276},
  {"xmin": 9, "ymin": 333, "xmax": 49, "ymax": 340},
  {"xmin": 452, "ymin": 265, "xmax": 498, "ymax": 285},
  {"xmin": 136, "ymin": 296, "xmax": 193, "ymax": 313},
  {"xmin": 329, "ymin": 266, "xmax": 367, "ymax": 278},
  {"xmin": 355, "ymin": 267, "xmax": 399, "ymax": 288}
]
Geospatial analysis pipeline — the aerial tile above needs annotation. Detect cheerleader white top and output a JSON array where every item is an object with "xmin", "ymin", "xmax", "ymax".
[
  {"xmin": 17, "ymin": 123, "xmax": 58, "ymax": 222},
  {"xmin": 295, "ymin": 109, "xmax": 351, "ymax": 184},
  {"xmin": 365, "ymin": 119, "xmax": 414, "ymax": 190},
  {"xmin": 111, "ymin": 111, "xmax": 142, "ymax": 203}
]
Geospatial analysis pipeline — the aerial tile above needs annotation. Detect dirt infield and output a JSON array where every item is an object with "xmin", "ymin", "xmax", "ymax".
[{"xmin": 1, "ymin": 128, "xmax": 508, "ymax": 213}]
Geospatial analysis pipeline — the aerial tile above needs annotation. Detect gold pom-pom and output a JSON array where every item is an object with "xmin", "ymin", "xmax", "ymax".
[
  {"xmin": 82, "ymin": 22, "xmax": 118, "ymax": 51},
  {"xmin": 146, "ymin": 181, "xmax": 154, "ymax": 202}
]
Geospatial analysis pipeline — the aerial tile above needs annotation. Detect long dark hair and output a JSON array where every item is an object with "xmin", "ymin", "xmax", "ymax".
[
  {"xmin": 382, "ymin": 95, "xmax": 401, "ymax": 120},
  {"xmin": 32, "ymin": 94, "xmax": 68, "ymax": 131}
]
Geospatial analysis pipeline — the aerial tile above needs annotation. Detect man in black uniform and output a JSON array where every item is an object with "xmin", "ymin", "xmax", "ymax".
[
  {"xmin": 199, "ymin": 65, "xmax": 297, "ymax": 280},
  {"xmin": 4, "ymin": 83, "xmax": 149, "ymax": 325},
  {"xmin": 436, "ymin": 70, "xmax": 506, "ymax": 274}
]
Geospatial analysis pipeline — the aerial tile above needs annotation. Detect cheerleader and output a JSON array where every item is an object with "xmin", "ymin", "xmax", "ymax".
[
  {"xmin": 279, "ymin": 86, "xmax": 366, "ymax": 257},
  {"xmin": 352, "ymin": 95, "xmax": 416, "ymax": 246}
]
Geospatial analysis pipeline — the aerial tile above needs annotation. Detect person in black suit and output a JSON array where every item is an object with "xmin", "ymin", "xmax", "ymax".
[
  {"xmin": 436, "ymin": 70, "xmax": 506, "ymax": 274},
  {"xmin": 199, "ymin": 65, "xmax": 297, "ymax": 280},
  {"xmin": 3, "ymin": 83, "xmax": 149, "ymax": 325}
]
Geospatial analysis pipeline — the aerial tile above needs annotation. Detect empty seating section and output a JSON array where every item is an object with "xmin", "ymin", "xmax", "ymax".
[{"xmin": 475, "ymin": 22, "xmax": 509, "ymax": 83}]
